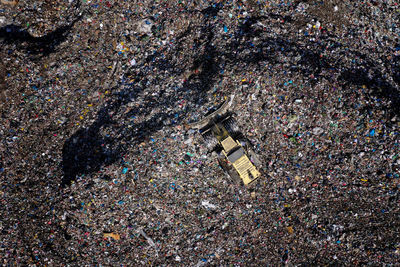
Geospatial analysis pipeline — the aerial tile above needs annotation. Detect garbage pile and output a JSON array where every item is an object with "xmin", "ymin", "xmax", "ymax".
[{"xmin": 1, "ymin": 0, "xmax": 400, "ymax": 265}]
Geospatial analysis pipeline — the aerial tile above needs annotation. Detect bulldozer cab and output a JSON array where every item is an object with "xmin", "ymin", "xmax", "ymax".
[{"xmin": 211, "ymin": 123, "xmax": 230, "ymax": 142}]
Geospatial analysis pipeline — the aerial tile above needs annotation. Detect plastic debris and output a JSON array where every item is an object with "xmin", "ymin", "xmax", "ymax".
[
  {"xmin": 1, "ymin": 1, "xmax": 399, "ymax": 266},
  {"xmin": 103, "ymin": 232, "xmax": 121, "ymax": 240}
]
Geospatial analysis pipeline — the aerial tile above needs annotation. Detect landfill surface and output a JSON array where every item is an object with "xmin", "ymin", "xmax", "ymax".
[{"xmin": 1, "ymin": 0, "xmax": 400, "ymax": 265}]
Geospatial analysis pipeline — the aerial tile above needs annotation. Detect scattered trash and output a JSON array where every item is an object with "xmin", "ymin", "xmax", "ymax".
[
  {"xmin": 1, "ymin": 0, "xmax": 18, "ymax": 6},
  {"xmin": 313, "ymin": 127, "xmax": 324, "ymax": 135},
  {"xmin": 138, "ymin": 228, "xmax": 159, "ymax": 257},
  {"xmin": 201, "ymin": 200, "xmax": 217, "ymax": 210},
  {"xmin": 129, "ymin": 58, "xmax": 137, "ymax": 66},
  {"xmin": 286, "ymin": 226, "xmax": 294, "ymax": 235},
  {"xmin": 1, "ymin": 0, "xmax": 399, "ymax": 266},
  {"xmin": 103, "ymin": 232, "xmax": 121, "ymax": 240}
]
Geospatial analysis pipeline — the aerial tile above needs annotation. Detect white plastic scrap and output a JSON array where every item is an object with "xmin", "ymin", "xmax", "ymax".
[
  {"xmin": 138, "ymin": 228, "xmax": 159, "ymax": 257},
  {"xmin": 313, "ymin": 127, "xmax": 324, "ymax": 135},
  {"xmin": 201, "ymin": 200, "xmax": 217, "ymax": 209},
  {"xmin": 129, "ymin": 58, "xmax": 136, "ymax": 66}
]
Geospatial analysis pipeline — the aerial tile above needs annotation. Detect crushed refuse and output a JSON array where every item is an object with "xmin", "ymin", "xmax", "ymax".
[{"xmin": 0, "ymin": 0, "xmax": 400, "ymax": 265}]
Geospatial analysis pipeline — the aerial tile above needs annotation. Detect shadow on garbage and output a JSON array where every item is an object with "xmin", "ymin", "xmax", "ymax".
[
  {"xmin": 61, "ymin": 5, "xmax": 220, "ymax": 187},
  {"xmin": 0, "ymin": 5, "xmax": 82, "ymax": 58},
  {"xmin": 228, "ymin": 14, "xmax": 400, "ymax": 117},
  {"xmin": 62, "ymin": 6, "xmax": 400, "ymax": 187}
]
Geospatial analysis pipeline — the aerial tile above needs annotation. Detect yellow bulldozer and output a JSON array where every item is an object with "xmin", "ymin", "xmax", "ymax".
[{"xmin": 190, "ymin": 95, "xmax": 262, "ymax": 186}]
